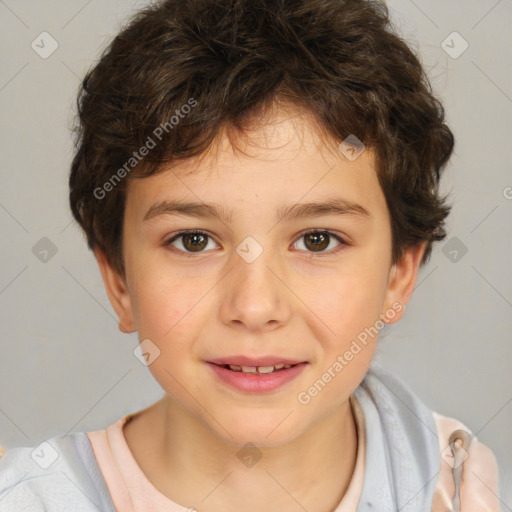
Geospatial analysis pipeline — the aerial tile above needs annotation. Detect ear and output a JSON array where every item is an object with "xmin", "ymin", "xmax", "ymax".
[
  {"xmin": 381, "ymin": 241, "xmax": 427, "ymax": 325},
  {"xmin": 94, "ymin": 248, "xmax": 136, "ymax": 333}
]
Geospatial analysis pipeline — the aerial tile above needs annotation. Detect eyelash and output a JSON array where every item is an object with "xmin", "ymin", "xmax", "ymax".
[{"xmin": 163, "ymin": 229, "xmax": 349, "ymax": 258}]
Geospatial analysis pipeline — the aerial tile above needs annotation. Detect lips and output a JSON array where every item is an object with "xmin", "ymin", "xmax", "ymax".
[
  {"xmin": 207, "ymin": 359, "xmax": 308, "ymax": 393},
  {"xmin": 207, "ymin": 356, "xmax": 306, "ymax": 376},
  {"xmin": 207, "ymin": 355, "xmax": 306, "ymax": 367},
  {"xmin": 216, "ymin": 363, "xmax": 294, "ymax": 374}
]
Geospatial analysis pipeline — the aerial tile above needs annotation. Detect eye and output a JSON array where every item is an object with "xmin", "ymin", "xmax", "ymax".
[
  {"xmin": 164, "ymin": 229, "xmax": 348, "ymax": 257},
  {"xmin": 293, "ymin": 230, "xmax": 347, "ymax": 255},
  {"xmin": 164, "ymin": 230, "xmax": 218, "ymax": 256}
]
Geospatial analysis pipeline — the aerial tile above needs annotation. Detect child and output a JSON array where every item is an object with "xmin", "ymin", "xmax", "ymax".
[{"xmin": 0, "ymin": 0, "xmax": 502, "ymax": 510}]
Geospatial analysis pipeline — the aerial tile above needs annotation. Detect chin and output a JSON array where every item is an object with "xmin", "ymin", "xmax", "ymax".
[{"xmin": 207, "ymin": 410, "xmax": 304, "ymax": 449}]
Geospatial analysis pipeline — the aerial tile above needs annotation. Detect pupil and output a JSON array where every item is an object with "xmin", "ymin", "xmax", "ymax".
[
  {"xmin": 306, "ymin": 232, "xmax": 329, "ymax": 251},
  {"xmin": 184, "ymin": 233, "xmax": 207, "ymax": 252}
]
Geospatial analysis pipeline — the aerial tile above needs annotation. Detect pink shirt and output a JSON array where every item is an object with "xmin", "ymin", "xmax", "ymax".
[{"xmin": 86, "ymin": 396, "xmax": 501, "ymax": 511}]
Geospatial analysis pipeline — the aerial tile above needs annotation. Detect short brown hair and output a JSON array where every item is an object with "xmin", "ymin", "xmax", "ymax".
[{"xmin": 69, "ymin": 0, "xmax": 454, "ymax": 276}]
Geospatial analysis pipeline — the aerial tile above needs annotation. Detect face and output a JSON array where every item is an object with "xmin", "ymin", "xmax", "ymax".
[{"xmin": 97, "ymin": 106, "xmax": 425, "ymax": 447}]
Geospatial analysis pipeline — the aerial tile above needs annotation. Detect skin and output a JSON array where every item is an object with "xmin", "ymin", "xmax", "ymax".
[{"xmin": 95, "ymin": 104, "xmax": 426, "ymax": 512}]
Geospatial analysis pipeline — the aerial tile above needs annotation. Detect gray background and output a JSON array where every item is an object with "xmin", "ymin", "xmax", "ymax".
[{"xmin": 0, "ymin": 0, "xmax": 511, "ymax": 505}]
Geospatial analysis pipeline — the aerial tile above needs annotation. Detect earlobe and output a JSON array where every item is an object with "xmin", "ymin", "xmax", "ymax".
[
  {"xmin": 93, "ymin": 248, "xmax": 136, "ymax": 333},
  {"xmin": 381, "ymin": 242, "xmax": 427, "ymax": 325}
]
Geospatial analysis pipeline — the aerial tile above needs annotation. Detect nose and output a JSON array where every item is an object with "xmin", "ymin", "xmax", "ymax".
[{"xmin": 218, "ymin": 243, "xmax": 292, "ymax": 333}]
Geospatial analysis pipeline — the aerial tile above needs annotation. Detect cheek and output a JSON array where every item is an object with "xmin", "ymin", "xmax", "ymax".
[
  {"xmin": 304, "ymin": 259, "xmax": 390, "ymax": 345},
  {"xmin": 295, "ymin": 265, "xmax": 388, "ymax": 414},
  {"xmin": 131, "ymin": 270, "xmax": 208, "ymax": 344},
  {"xmin": 129, "ymin": 270, "xmax": 210, "ymax": 399}
]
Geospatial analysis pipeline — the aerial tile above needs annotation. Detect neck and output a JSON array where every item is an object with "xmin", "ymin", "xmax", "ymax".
[{"xmin": 124, "ymin": 397, "xmax": 358, "ymax": 512}]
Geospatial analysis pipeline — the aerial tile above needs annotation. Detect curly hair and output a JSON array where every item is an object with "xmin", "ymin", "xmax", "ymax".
[{"xmin": 69, "ymin": 0, "xmax": 454, "ymax": 276}]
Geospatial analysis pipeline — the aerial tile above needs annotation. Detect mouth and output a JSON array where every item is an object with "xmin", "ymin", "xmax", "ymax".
[
  {"xmin": 206, "ymin": 357, "xmax": 308, "ymax": 393},
  {"xmin": 211, "ymin": 362, "xmax": 299, "ymax": 374}
]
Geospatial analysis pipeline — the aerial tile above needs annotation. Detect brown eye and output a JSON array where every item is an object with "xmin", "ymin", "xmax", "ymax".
[
  {"xmin": 304, "ymin": 232, "xmax": 330, "ymax": 251},
  {"xmin": 165, "ymin": 231, "xmax": 216, "ymax": 254},
  {"xmin": 293, "ymin": 230, "xmax": 346, "ymax": 255},
  {"xmin": 182, "ymin": 233, "xmax": 208, "ymax": 252}
]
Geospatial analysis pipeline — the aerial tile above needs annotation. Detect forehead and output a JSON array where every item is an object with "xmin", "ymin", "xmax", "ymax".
[{"xmin": 125, "ymin": 105, "xmax": 386, "ymax": 221}]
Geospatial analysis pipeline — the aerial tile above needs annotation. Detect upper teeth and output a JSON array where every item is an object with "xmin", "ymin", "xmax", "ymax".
[{"xmin": 227, "ymin": 364, "xmax": 292, "ymax": 374}]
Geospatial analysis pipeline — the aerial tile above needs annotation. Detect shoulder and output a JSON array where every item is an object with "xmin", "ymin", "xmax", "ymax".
[
  {"xmin": 0, "ymin": 432, "xmax": 115, "ymax": 512},
  {"xmin": 432, "ymin": 411, "xmax": 501, "ymax": 511},
  {"xmin": 359, "ymin": 365, "xmax": 502, "ymax": 509}
]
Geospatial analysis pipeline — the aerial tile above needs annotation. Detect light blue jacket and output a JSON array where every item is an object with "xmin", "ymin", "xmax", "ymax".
[{"xmin": 0, "ymin": 364, "xmax": 453, "ymax": 511}]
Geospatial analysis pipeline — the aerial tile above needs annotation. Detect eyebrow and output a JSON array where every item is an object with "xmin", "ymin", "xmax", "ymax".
[{"xmin": 143, "ymin": 197, "xmax": 370, "ymax": 223}]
